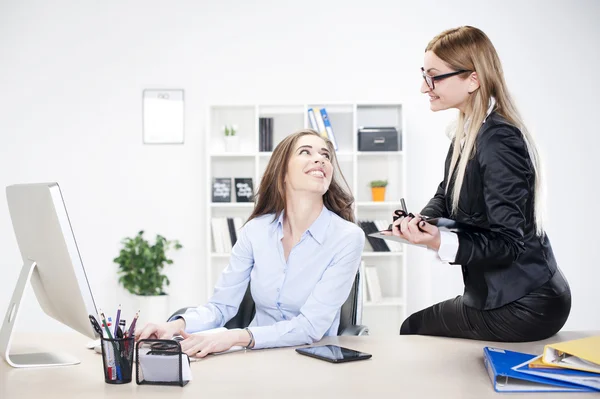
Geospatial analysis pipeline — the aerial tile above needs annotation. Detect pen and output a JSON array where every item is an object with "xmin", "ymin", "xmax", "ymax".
[
  {"xmin": 100, "ymin": 312, "xmax": 114, "ymax": 340},
  {"xmin": 99, "ymin": 310, "xmax": 117, "ymax": 380},
  {"xmin": 118, "ymin": 319, "xmax": 126, "ymax": 339},
  {"xmin": 400, "ymin": 198, "xmax": 407, "ymax": 214},
  {"xmin": 128, "ymin": 311, "xmax": 139, "ymax": 338},
  {"xmin": 113, "ymin": 304, "xmax": 121, "ymax": 338}
]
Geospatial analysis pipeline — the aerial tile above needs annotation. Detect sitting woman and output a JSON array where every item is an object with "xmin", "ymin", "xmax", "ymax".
[{"xmin": 136, "ymin": 129, "xmax": 365, "ymax": 357}]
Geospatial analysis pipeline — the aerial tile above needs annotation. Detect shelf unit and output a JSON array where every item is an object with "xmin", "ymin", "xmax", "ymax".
[{"xmin": 206, "ymin": 102, "xmax": 407, "ymax": 335}]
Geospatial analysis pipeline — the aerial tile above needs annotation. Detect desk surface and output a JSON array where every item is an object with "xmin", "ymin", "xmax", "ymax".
[{"xmin": 1, "ymin": 331, "xmax": 598, "ymax": 398}]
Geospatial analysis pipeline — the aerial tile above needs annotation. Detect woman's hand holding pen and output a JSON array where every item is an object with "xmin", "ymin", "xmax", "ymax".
[
  {"xmin": 135, "ymin": 318, "xmax": 185, "ymax": 341},
  {"xmin": 388, "ymin": 213, "xmax": 441, "ymax": 251}
]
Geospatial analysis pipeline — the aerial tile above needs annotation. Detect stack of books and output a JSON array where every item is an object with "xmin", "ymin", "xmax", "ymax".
[
  {"xmin": 211, "ymin": 217, "xmax": 244, "ymax": 253},
  {"xmin": 259, "ymin": 117, "xmax": 273, "ymax": 152},
  {"xmin": 483, "ymin": 336, "xmax": 600, "ymax": 392}
]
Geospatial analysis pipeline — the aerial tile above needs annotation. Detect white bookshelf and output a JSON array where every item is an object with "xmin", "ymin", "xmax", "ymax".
[{"xmin": 206, "ymin": 102, "xmax": 407, "ymax": 335}]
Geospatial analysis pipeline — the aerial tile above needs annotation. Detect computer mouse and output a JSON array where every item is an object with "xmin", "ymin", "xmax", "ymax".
[{"xmin": 86, "ymin": 339, "xmax": 100, "ymax": 349}]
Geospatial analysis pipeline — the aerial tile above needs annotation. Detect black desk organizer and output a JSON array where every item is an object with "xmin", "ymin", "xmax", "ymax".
[{"xmin": 136, "ymin": 339, "xmax": 190, "ymax": 387}]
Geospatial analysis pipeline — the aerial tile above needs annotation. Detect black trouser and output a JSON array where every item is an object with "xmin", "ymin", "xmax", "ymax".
[{"xmin": 400, "ymin": 271, "xmax": 571, "ymax": 342}]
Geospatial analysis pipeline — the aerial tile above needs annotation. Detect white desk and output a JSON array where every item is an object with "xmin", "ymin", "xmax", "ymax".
[{"xmin": 1, "ymin": 331, "xmax": 598, "ymax": 398}]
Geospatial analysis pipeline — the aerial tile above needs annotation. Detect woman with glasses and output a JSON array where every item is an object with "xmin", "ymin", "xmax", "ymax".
[{"xmin": 389, "ymin": 26, "xmax": 571, "ymax": 342}]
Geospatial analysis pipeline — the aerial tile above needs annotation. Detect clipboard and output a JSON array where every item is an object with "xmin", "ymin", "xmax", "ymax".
[{"xmin": 367, "ymin": 198, "xmax": 482, "ymax": 245}]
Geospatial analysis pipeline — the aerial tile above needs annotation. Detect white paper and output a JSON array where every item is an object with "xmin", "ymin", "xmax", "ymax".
[{"xmin": 143, "ymin": 89, "xmax": 184, "ymax": 144}]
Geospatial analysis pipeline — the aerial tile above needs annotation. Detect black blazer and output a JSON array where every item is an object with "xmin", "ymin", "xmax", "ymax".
[{"xmin": 421, "ymin": 112, "xmax": 559, "ymax": 310}]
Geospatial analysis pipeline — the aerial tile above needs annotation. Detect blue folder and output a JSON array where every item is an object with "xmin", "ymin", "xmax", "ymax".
[
  {"xmin": 483, "ymin": 347, "xmax": 593, "ymax": 392},
  {"xmin": 512, "ymin": 355, "xmax": 600, "ymax": 391}
]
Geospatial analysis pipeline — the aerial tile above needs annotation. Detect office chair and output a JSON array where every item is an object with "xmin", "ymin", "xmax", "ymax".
[{"xmin": 168, "ymin": 270, "xmax": 369, "ymax": 336}]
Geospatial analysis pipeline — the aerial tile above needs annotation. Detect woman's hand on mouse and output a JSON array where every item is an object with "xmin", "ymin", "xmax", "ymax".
[{"xmin": 135, "ymin": 318, "xmax": 185, "ymax": 341}]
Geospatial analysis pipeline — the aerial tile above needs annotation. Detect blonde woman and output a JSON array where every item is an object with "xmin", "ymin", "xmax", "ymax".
[
  {"xmin": 137, "ymin": 129, "xmax": 365, "ymax": 356},
  {"xmin": 390, "ymin": 26, "xmax": 570, "ymax": 341}
]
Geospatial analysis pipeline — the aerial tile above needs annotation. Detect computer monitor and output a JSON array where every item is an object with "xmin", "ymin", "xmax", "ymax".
[{"xmin": 0, "ymin": 182, "xmax": 100, "ymax": 368}]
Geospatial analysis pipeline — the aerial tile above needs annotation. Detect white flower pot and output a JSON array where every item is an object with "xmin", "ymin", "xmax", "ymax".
[
  {"xmin": 134, "ymin": 294, "xmax": 170, "ymax": 327},
  {"xmin": 224, "ymin": 135, "xmax": 240, "ymax": 152}
]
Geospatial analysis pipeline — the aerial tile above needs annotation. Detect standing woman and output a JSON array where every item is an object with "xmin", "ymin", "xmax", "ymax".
[{"xmin": 391, "ymin": 26, "xmax": 571, "ymax": 342}]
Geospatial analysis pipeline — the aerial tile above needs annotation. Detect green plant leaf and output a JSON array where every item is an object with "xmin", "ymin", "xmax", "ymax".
[
  {"xmin": 369, "ymin": 179, "xmax": 388, "ymax": 188},
  {"xmin": 113, "ymin": 231, "xmax": 182, "ymax": 296}
]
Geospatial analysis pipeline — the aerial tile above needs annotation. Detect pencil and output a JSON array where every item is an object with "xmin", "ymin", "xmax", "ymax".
[
  {"xmin": 128, "ymin": 311, "xmax": 139, "ymax": 338},
  {"xmin": 113, "ymin": 304, "xmax": 121, "ymax": 337}
]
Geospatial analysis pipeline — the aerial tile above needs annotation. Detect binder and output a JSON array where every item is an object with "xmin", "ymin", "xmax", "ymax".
[
  {"xmin": 528, "ymin": 356, "xmax": 561, "ymax": 369},
  {"xmin": 483, "ymin": 347, "xmax": 592, "ymax": 392},
  {"xmin": 513, "ymin": 355, "xmax": 600, "ymax": 391},
  {"xmin": 319, "ymin": 108, "xmax": 339, "ymax": 151},
  {"xmin": 542, "ymin": 336, "xmax": 600, "ymax": 374}
]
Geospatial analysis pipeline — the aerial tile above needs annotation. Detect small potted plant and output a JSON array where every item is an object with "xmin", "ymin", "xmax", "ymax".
[
  {"xmin": 223, "ymin": 124, "xmax": 240, "ymax": 152},
  {"xmin": 114, "ymin": 231, "xmax": 182, "ymax": 324},
  {"xmin": 369, "ymin": 180, "xmax": 388, "ymax": 202}
]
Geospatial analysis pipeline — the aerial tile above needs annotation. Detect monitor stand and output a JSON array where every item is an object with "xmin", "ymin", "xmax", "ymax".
[{"xmin": 0, "ymin": 260, "xmax": 80, "ymax": 368}]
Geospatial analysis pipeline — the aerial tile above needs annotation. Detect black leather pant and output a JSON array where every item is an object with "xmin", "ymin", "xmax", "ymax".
[{"xmin": 400, "ymin": 270, "xmax": 571, "ymax": 342}]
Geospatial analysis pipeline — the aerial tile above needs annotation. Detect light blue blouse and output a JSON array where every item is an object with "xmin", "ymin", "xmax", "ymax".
[{"xmin": 177, "ymin": 206, "xmax": 365, "ymax": 349}]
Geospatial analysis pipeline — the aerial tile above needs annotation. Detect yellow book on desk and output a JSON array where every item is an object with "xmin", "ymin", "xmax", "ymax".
[{"xmin": 542, "ymin": 336, "xmax": 600, "ymax": 374}]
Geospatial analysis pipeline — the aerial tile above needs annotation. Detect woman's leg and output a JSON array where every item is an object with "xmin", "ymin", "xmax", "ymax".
[
  {"xmin": 400, "ymin": 272, "xmax": 571, "ymax": 342},
  {"xmin": 400, "ymin": 296, "xmax": 497, "ymax": 340}
]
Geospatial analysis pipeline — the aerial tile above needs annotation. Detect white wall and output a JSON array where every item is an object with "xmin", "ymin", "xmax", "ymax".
[{"xmin": 1, "ymin": 0, "xmax": 598, "ymax": 333}]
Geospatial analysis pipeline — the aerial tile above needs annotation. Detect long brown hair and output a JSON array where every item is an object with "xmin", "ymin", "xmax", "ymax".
[
  {"xmin": 247, "ymin": 129, "xmax": 355, "ymax": 223},
  {"xmin": 427, "ymin": 26, "xmax": 545, "ymax": 235}
]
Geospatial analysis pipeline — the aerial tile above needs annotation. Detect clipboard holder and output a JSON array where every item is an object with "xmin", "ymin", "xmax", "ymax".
[
  {"xmin": 368, "ymin": 208, "xmax": 483, "ymax": 245},
  {"xmin": 136, "ymin": 339, "xmax": 190, "ymax": 387}
]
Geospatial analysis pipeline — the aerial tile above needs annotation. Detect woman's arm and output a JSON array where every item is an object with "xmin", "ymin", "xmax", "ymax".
[
  {"xmin": 453, "ymin": 127, "xmax": 530, "ymax": 266},
  {"xmin": 248, "ymin": 228, "xmax": 365, "ymax": 349},
  {"xmin": 170, "ymin": 222, "xmax": 255, "ymax": 332},
  {"xmin": 420, "ymin": 180, "xmax": 448, "ymax": 218}
]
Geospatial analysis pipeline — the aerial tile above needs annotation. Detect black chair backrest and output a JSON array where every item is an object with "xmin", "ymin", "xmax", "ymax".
[
  {"xmin": 223, "ymin": 283, "xmax": 256, "ymax": 329},
  {"xmin": 223, "ymin": 271, "xmax": 360, "ymax": 334}
]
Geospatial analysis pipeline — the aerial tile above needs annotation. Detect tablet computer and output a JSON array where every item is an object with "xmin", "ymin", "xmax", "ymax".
[{"xmin": 295, "ymin": 345, "xmax": 372, "ymax": 363}]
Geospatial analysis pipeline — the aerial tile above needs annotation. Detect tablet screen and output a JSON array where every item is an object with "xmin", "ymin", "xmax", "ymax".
[{"xmin": 296, "ymin": 345, "xmax": 371, "ymax": 362}]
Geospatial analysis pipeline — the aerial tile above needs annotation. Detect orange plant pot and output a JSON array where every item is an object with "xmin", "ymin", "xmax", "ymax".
[{"xmin": 371, "ymin": 187, "xmax": 386, "ymax": 202}]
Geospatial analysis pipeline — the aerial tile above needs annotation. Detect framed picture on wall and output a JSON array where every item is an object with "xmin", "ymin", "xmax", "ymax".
[
  {"xmin": 234, "ymin": 178, "xmax": 254, "ymax": 202},
  {"xmin": 212, "ymin": 178, "xmax": 232, "ymax": 203}
]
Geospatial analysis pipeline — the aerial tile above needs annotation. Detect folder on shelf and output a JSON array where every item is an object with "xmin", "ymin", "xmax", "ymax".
[
  {"xmin": 483, "ymin": 347, "xmax": 593, "ymax": 392},
  {"xmin": 541, "ymin": 336, "xmax": 600, "ymax": 374},
  {"xmin": 363, "ymin": 265, "xmax": 383, "ymax": 302},
  {"xmin": 512, "ymin": 355, "xmax": 600, "ymax": 391},
  {"xmin": 319, "ymin": 108, "xmax": 339, "ymax": 151}
]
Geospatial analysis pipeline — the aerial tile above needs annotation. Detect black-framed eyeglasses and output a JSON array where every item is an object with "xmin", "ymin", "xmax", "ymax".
[{"xmin": 421, "ymin": 67, "xmax": 470, "ymax": 90}]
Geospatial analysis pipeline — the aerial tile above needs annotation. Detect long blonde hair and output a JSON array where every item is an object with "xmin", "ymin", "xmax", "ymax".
[
  {"xmin": 427, "ymin": 26, "xmax": 545, "ymax": 235},
  {"xmin": 248, "ymin": 129, "xmax": 355, "ymax": 223}
]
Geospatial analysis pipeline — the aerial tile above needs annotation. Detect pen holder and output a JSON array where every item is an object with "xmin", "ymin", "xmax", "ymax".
[{"xmin": 100, "ymin": 336, "xmax": 135, "ymax": 384}]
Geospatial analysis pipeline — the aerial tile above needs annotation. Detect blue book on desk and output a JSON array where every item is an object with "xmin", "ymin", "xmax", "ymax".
[{"xmin": 483, "ymin": 347, "xmax": 593, "ymax": 392}]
